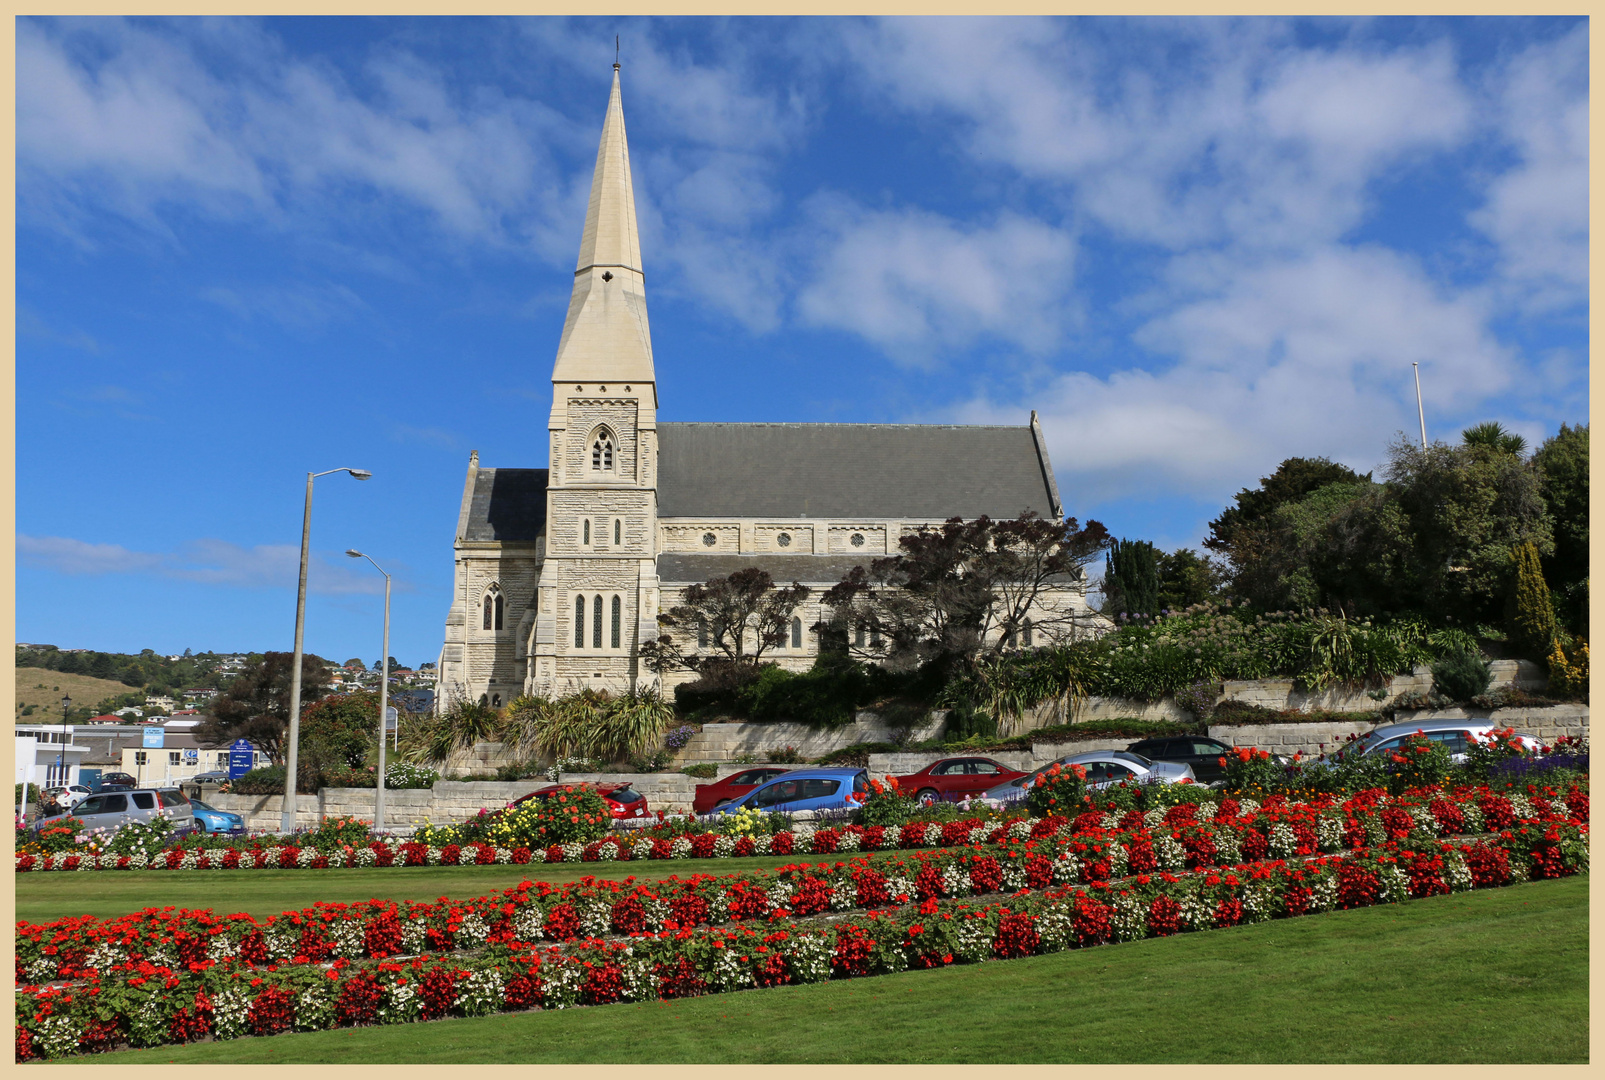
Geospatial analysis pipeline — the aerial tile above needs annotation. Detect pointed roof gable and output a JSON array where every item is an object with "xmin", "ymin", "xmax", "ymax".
[{"xmin": 550, "ymin": 67, "xmax": 656, "ymax": 394}]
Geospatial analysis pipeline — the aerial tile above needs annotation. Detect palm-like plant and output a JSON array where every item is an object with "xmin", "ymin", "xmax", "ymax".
[{"xmin": 1462, "ymin": 421, "xmax": 1527, "ymax": 457}]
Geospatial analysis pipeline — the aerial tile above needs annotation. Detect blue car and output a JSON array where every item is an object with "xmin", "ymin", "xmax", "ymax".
[
  {"xmin": 188, "ymin": 798, "xmax": 246, "ymax": 835},
  {"xmin": 706, "ymin": 767, "xmax": 870, "ymax": 816}
]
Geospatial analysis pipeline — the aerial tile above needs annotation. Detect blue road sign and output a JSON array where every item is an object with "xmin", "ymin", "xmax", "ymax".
[{"xmin": 228, "ymin": 739, "xmax": 255, "ymax": 780}]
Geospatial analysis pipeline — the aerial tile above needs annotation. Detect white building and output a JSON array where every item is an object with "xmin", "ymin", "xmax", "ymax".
[{"xmin": 14, "ymin": 726, "xmax": 89, "ymax": 787}]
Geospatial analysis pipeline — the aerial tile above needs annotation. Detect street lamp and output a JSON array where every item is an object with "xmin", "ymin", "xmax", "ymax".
[
  {"xmin": 57, "ymin": 694, "xmax": 71, "ymax": 789},
  {"xmin": 281, "ymin": 467, "xmax": 372, "ymax": 833},
  {"xmin": 346, "ymin": 549, "xmax": 391, "ymax": 833}
]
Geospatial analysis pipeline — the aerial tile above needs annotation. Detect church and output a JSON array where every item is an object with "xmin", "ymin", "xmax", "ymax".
[{"xmin": 436, "ymin": 67, "xmax": 1087, "ymax": 709}]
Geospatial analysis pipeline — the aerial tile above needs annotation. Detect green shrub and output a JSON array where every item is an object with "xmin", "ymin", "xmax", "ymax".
[
  {"xmin": 741, "ymin": 657, "xmax": 875, "ymax": 728},
  {"xmin": 1025, "ymin": 761, "xmax": 1088, "ymax": 817},
  {"xmin": 812, "ymin": 742, "xmax": 900, "ymax": 767},
  {"xmin": 856, "ymin": 776, "xmax": 919, "ymax": 827},
  {"xmin": 297, "ymin": 814, "xmax": 372, "ymax": 851},
  {"xmin": 230, "ymin": 765, "xmax": 289, "ymax": 796},
  {"xmin": 681, "ymin": 762, "xmax": 719, "ymax": 779},
  {"xmin": 943, "ymin": 704, "xmax": 998, "ymax": 741},
  {"xmin": 1431, "ymin": 650, "xmax": 1492, "ymax": 702},
  {"xmin": 518, "ymin": 784, "xmax": 612, "ymax": 845},
  {"xmin": 1219, "ymin": 746, "xmax": 1283, "ymax": 798},
  {"xmin": 1385, "ymin": 732, "xmax": 1453, "ymax": 793}
]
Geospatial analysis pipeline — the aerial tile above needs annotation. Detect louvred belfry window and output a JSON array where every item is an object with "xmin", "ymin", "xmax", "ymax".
[
  {"xmin": 574, "ymin": 595, "xmax": 585, "ymax": 648},
  {"xmin": 593, "ymin": 595, "xmax": 604, "ymax": 649},
  {"xmin": 611, "ymin": 595, "xmax": 622, "ymax": 649}
]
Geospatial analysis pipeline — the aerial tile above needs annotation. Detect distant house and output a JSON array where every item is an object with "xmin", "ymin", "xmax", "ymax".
[{"xmin": 85, "ymin": 714, "xmax": 123, "ymax": 725}]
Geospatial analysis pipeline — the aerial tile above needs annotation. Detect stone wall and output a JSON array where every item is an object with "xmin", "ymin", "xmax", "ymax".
[{"xmin": 671, "ymin": 713, "xmax": 946, "ymax": 764}]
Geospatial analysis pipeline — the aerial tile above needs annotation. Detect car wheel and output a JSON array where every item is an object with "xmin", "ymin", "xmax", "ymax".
[{"xmin": 917, "ymin": 789, "xmax": 939, "ymax": 806}]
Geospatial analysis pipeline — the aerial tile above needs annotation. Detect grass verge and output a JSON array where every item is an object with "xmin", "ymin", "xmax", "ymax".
[
  {"xmin": 16, "ymin": 851, "xmax": 907, "ymax": 922},
  {"xmin": 86, "ymin": 875, "xmax": 1586, "ymax": 1063}
]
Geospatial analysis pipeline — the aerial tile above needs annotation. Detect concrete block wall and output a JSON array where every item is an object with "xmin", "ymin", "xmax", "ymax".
[
  {"xmin": 1207, "ymin": 721, "xmax": 1378, "ymax": 758},
  {"xmin": 672, "ymin": 712, "xmax": 946, "ymax": 764}
]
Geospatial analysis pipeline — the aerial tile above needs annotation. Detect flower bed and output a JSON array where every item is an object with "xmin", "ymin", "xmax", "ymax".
[
  {"xmin": 15, "ymin": 815, "xmax": 1587, "ymax": 1060},
  {"xmin": 15, "ymin": 781, "xmax": 1587, "ymax": 876},
  {"xmin": 17, "ymin": 783, "xmax": 1588, "ymax": 982}
]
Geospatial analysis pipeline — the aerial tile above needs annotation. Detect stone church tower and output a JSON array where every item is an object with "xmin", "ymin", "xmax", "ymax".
[
  {"xmin": 437, "ymin": 66, "xmax": 1085, "ymax": 712},
  {"xmin": 438, "ymin": 66, "xmax": 660, "ymax": 707},
  {"xmin": 533, "ymin": 64, "xmax": 661, "ymax": 697}
]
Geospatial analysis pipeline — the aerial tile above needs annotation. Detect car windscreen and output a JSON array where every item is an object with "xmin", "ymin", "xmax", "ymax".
[
  {"xmin": 609, "ymin": 788, "xmax": 642, "ymax": 803},
  {"xmin": 1111, "ymin": 752, "xmax": 1151, "ymax": 767}
]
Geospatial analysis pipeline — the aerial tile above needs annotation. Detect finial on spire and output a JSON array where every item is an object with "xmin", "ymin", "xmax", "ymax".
[{"xmin": 615, "ymin": 35, "xmax": 620, "ymax": 70}]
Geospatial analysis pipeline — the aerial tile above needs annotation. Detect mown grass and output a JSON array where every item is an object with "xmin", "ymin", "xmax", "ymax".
[
  {"xmin": 15, "ymin": 851, "xmax": 909, "ymax": 922},
  {"xmin": 89, "ymin": 875, "xmax": 1587, "ymax": 1063}
]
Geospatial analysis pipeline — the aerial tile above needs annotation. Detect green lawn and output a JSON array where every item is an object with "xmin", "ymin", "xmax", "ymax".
[
  {"xmin": 88, "ymin": 876, "xmax": 1587, "ymax": 1063},
  {"xmin": 15, "ymin": 852, "xmax": 899, "ymax": 923}
]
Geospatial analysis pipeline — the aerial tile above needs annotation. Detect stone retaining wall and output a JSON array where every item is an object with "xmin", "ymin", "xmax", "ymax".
[{"xmin": 213, "ymin": 702, "xmax": 1585, "ymax": 832}]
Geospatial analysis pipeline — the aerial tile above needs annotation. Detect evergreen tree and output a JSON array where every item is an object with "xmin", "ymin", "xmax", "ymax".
[
  {"xmin": 1507, "ymin": 541, "xmax": 1558, "ymax": 664},
  {"xmin": 1104, "ymin": 538, "xmax": 1160, "ymax": 618}
]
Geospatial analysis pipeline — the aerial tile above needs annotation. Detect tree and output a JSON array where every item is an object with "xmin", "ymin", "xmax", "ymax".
[
  {"xmin": 195, "ymin": 652, "xmax": 332, "ymax": 763},
  {"xmin": 818, "ymin": 512, "xmax": 1111, "ymax": 672},
  {"xmin": 1103, "ymin": 538, "xmax": 1160, "ymax": 618},
  {"xmin": 653, "ymin": 569, "xmax": 811, "ymax": 671},
  {"xmin": 1155, "ymin": 548, "xmax": 1228, "ymax": 612},
  {"xmin": 299, "ymin": 690, "xmax": 381, "ymax": 772},
  {"xmin": 343, "ymin": 658, "xmax": 366, "ymax": 670},
  {"xmin": 1507, "ymin": 541, "xmax": 1558, "ymax": 663},
  {"xmin": 1462, "ymin": 421, "xmax": 1527, "ymax": 457},
  {"xmin": 1532, "ymin": 423, "xmax": 1588, "ymax": 633},
  {"xmin": 1205, "ymin": 457, "xmax": 1371, "ymax": 556}
]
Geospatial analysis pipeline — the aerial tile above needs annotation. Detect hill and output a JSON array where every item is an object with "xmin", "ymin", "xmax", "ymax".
[{"xmin": 13, "ymin": 669, "xmax": 147, "ymax": 724}]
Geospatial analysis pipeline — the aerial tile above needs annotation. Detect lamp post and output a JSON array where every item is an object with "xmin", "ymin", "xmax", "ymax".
[
  {"xmin": 281, "ymin": 467, "xmax": 372, "ymax": 833},
  {"xmin": 57, "ymin": 694, "xmax": 71, "ymax": 790},
  {"xmin": 346, "ymin": 549, "xmax": 391, "ymax": 833}
]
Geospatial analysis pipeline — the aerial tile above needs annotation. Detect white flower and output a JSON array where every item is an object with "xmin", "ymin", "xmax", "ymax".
[
  {"xmin": 35, "ymin": 1015, "xmax": 84, "ymax": 1059},
  {"xmin": 457, "ymin": 847, "xmax": 478, "ymax": 866},
  {"xmin": 454, "ymin": 968, "xmax": 505, "ymax": 1016},
  {"xmin": 632, "ymin": 839, "xmax": 656, "ymax": 860},
  {"xmin": 670, "ymin": 837, "xmax": 693, "ymax": 860}
]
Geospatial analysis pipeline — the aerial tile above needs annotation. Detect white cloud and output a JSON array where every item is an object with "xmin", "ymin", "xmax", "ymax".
[
  {"xmin": 1471, "ymin": 23, "xmax": 1588, "ymax": 311},
  {"xmin": 956, "ymin": 246, "xmax": 1514, "ymax": 502},
  {"xmin": 796, "ymin": 199, "xmax": 1077, "ymax": 358},
  {"xmin": 17, "ymin": 533, "xmax": 392, "ymax": 595},
  {"xmin": 843, "ymin": 18, "xmax": 1474, "ymax": 252}
]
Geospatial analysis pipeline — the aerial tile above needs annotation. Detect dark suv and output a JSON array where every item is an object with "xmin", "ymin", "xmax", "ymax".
[{"xmin": 1124, "ymin": 735, "xmax": 1237, "ymax": 784}]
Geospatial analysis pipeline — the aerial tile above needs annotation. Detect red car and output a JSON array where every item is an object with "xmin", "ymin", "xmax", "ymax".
[
  {"xmin": 889, "ymin": 757, "xmax": 1027, "ymax": 806},
  {"xmin": 692, "ymin": 767, "xmax": 792, "ymax": 814},
  {"xmin": 510, "ymin": 782, "xmax": 649, "ymax": 820}
]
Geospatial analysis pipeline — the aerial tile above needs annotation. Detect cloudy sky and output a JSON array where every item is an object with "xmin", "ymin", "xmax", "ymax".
[{"xmin": 17, "ymin": 16, "xmax": 1588, "ymax": 665}]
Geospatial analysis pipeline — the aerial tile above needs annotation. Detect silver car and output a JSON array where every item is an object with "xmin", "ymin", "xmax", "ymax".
[
  {"xmin": 1345, "ymin": 720, "xmax": 1543, "ymax": 764},
  {"xmin": 33, "ymin": 787, "xmax": 196, "ymax": 835},
  {"xmin": 979, "ymin": 750, "xmax": 1195, "ymax": 805}
]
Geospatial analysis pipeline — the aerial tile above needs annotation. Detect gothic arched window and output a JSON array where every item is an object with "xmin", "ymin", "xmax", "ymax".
[
  {"xmin": 593, "ymin": 595, "xmax": 604, "ymax": 649},
  {"xmin": 482, "ymin": 586, "xmax": 503, "ymax": 631},
  {"xmin": 854, "ymin": 623, "xmax": 866, "ymax": 648},
  {"xmin": 611, "ymin": 595, "xmax": 622, "ymax": 649},
  {"xmin": 791, "ymin": 617, "xmax": 803, "ymax": 649},
  {"xmin": 614, "ymin": 518, "xmax": 622, "ymax": 545},
  {"xmin": 697, "ymin": 619, "xmax": 709, "ymax": 649},
  {"xmin": 1023, "ymin": 617, "xmax": 1033, "ymax": 648},
  {"xmin": 574, "ymin": 595, "xmax": 585, "ymax": 649},
  {"xmin": 591, "ymin": 428, "xmax": 616, "ymax": 472},
  {"xmin": 583, "ymin": 518, "xmax": 591, "ymax": 545}
]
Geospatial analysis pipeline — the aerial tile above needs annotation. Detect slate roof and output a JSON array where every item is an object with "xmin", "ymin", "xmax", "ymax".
[
  {"xmin": 462, "ymin": 468, "xmax": 549, "ymax": 542},
  {"xmin": 657, "ymin": 554, "xmax": 875, "ymax": 585},
  {"xmin": 656, "ymin": 423, "xmax": 1059, "ymax": 520}
]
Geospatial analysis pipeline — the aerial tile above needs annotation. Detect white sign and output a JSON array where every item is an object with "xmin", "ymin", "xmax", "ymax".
[{"xmin": 385, "ymin": 706, "xmax": 399, "ymax": 731}]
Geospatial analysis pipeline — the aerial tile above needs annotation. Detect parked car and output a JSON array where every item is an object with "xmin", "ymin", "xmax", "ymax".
[
  {"xmin": 96, "ymin": 772, "xmax": 138, "ymax": 791},
  {"xmin": 1124, "ymin": 735, "xmax": 1238, "ymax": 784},
  {"xmin": 41, "ymin": 785, "xmax": 93, "ymax": 812},
  {"xmin": 32, "ymin": 787, "xmax": 196, "ymax": 835},
  {"xmin": 187, "ymin": 797, "xmax": 246, "ymax": 835},
  {"xmin": 707, "ymin": 767, "xmax": 870, "ymax": 816},
  {"xmin": 889, "ymin": 757, "xmax": 1028, "ymax": 805},
  {"xmin": 692, "ymin": 767, "xmax": 792, "ymax": 814},
  {"xmin": 190, "ymin": 770, "xmax": 231, "ymax": 784},
  {"xmin": 980, "ymin": 751, "xmax": 1195, "ymax": 805},
  {"xmin": 1342, "ymin": 720, "xmax": 1543, "ymax": 764},
  {"xmin": 509, "ymin": 782, "xmax": 650, "ymax": 821}
]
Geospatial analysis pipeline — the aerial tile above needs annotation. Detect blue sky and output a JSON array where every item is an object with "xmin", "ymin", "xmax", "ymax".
[{"xmin": 17, "ymin": 16, "xmax": 1589, "ymax": 667}]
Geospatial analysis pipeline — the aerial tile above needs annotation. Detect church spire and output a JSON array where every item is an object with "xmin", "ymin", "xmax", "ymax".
[{"xmin": 551, "ymin": 66, "xmax": 655, "ymax": 395}]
